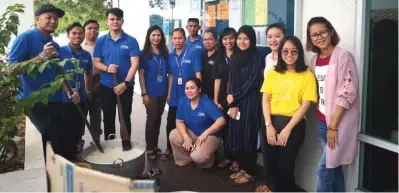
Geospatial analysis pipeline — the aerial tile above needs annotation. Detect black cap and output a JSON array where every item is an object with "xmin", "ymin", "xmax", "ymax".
[{"xmin": 35, "ymin": 4, "xmax": 65, "ymax": 18}]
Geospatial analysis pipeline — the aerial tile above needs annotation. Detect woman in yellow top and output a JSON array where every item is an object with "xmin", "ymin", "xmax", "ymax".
[{"xmin": 259, "ymin": 35, "xmax": 317, "ymax": 192}]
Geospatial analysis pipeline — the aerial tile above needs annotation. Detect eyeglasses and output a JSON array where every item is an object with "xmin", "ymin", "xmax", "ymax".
[
  {"xmin": 281, "ymin": 49, "xmax": 298, "ymax": 56},
  {"xmin": 310, "ymin": 29, "xmax": 330, "ymax": 40},
  {"xmin": 203, "ymin": 38, "xmax": 215, "ymax": 42}
]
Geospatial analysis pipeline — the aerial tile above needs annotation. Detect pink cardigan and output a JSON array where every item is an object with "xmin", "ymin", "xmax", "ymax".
[{"xmin": 310, "ymin": 46, "xmax": 360, "ymax": 168}]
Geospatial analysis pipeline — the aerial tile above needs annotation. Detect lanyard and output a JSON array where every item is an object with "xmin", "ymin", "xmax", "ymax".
[
  {"xmin": 73, "ymin": 53, "xmax": 82, "ymax": 81},
  {"xmin": 153, "ymin": 54, "xmax": 162, "ymax": 74},
  {"xmin": 175, "ymin": 48, "xmax": 188, "ymax": 76}
]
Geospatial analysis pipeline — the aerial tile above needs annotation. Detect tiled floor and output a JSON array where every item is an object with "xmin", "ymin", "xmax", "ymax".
[
  {"xmin": 145, "ymin": 158, "xmax": 261, "ymax": 192},
  {"xmin": 82, "ymin": 94, "xmax": 305, "ymax": 192}
]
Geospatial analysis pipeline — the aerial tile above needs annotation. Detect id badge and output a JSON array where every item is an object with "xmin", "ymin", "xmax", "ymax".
[
  {"xmin": 178, "ymin": 77, "xmax": 183, "ymax": 85},
  {"xmin": 75, "ymin": 82, "xmax": 81, "ymax": 89},
  {"xmin": 157, "ymin": 74, "xmax": 163, "ymax": 83}
]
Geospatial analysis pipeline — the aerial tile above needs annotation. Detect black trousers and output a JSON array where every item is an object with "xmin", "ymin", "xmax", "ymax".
[
  {"xmin": 221, "ymin": 113, "xmax": 234, "ymax": 160},
  {"xmin": 165, "ymin": 106, "xmax": 177, "ymax": 151},
  {"xmin": 28, "ymin": 102, "xmax": 60, "ymax": 159},
  {"xmin": 145, "ymin": 96, "xmax": 167, "ymax": 151},
  {"xmin": 46, "ymin": 102, "xmax": 86, "ymax": 161},
  {"xmin": 264, "ymin": 115, "xmax": 306, "ymax": 192},
  {"xmin": 100, "ymin": 84, "xmax": 134, "ymax": 140},
  {"xmin": 84, "ymin": 87, "xmax": 102, "ymax": 138}
]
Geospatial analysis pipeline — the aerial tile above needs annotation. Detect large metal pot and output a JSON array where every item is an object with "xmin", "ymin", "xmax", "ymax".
[{"xmin": 77, "ymin": 135, "xmax": 146, "ymax": 179}]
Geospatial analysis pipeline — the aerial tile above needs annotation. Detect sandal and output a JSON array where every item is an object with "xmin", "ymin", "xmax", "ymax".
[
  {"xmin": 229, "ymin": 161, "xmax": 240, "ymax": 172},
  {"xmin": 232, "ymin": 172, "xmax": 255, "ymax": 185},
  {"xmin": 255, "ymin": 185, "xmax": 272, "ymax": 192},
  {"xmin": 77, "ymin": 140, "xmax": 85, "ymax": 153},
  {"xmin": 155, "ymin": 148, "xmax": 162, "ymax": 157},
  {"xmin": 161, "ymin": 150, "xmax": 172, "ymax": 160},
  {"xmin": 147, "ymin": 151, "xmax": 157, "ymax": 160},
  {"xmin": 217, "ymin": 159, "xmax": 232, "ymax": 168},
  {"xmin": 230, "ymin": 170, "xmax": 245, "ymax": 180}
]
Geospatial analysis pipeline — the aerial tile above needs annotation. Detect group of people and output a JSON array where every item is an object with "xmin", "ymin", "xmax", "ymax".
[
  {"xmin": 139, "ymin": 15, "xmax": 360, "ymax": 192},
  {"xmin": 9, "ymin": 3, "xmax": 360, "ymax": 192}
]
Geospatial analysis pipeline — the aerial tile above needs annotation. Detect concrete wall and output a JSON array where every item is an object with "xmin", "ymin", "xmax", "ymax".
[{"xmin": 294, "ymin": 0, "xmax": 360, "ymax": 192}]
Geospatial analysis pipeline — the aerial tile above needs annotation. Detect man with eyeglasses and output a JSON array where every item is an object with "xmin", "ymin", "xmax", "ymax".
[{"xmin": 201, "ymin": 30, "xmax": 219, "ymax": 103}]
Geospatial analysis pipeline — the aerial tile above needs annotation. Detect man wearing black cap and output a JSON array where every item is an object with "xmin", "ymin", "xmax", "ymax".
[{"xmin": 8, "ymin": 4, "xmax": 80, "ymax": 158}]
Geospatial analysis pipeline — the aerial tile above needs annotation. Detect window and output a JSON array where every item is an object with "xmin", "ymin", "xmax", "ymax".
[
  {"xmin": 149, "ymin": 0, "xmax": 203, "ymax": 50},
  {"xmin": 359, "ymin": 0, "xmax": 398, "ymax": 191}
]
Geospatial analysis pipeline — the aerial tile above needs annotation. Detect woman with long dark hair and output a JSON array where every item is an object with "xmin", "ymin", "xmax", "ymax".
[
  {"xmin": 227, "ymin": 25, "xmax": 264, "ymax": 185},
  {"xmin": 260, "ymin": 35, "xmax": 317, "ymax": 191},
  {"xmin": 213, "ymin": 27, "xmax": 240, "ymax": 172},
  {"xmin": 306, "ymin": 17, "xmax": 360, "ymax": 192},
  {"xmin": 139, "ymin": 25, "xmax": 169, "ymax": 160}
]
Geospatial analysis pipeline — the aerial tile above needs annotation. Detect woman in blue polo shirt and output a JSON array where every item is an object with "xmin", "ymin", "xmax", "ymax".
[
  {"xmin": 163, "ymin": 28, "xmax": 202, "ymax": 160},
  {"xmin": 169, "ymin": 78, "xmax": 225, "ymax": 168},
  {"xmin": 139, "ymin": 25, "xmax": 169, "ymax": 160}
]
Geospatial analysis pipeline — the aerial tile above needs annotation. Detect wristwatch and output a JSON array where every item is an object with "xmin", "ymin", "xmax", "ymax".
[
  {"xmin": 141, "ymin": 92, "xmax": 148, "ymax": 97},
  {"xmin": 124, "ymin": 81, "xmax": 130, "ymax": 86},
  {"xmin": 265, "ymin": 121, "xmax": 271, "ymax": 127}
]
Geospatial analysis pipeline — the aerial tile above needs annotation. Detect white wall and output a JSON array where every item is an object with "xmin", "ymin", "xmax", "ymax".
[
  {"xmin": 116, "ymin": 0, "xmax": 150, "ymax": 94},
  {"xmin": 3, "ymin": 0, "xmax": 34, "ymax": 50},
  {"xmin": 295, "ymin": 0, "xmax": 359, "ymax": 192}
]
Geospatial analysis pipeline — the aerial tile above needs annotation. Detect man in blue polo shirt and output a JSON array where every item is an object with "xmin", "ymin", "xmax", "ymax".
[
  {"xmin": 8, "ymin": 4, "xmax": 79, "ymax": 156},
  {"xmin": 185, "ymin": 18, "xmax": 205, "ymax": 58},
  {"xmin": 94, "ymin": 8, "xmax": 140, "ymax": 140},
  {"xmin": 58, "ymin": 22, "xmax": 93, "ymax": 161}
]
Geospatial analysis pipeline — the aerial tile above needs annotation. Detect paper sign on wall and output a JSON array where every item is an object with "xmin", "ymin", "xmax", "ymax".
[
  {"xmin": 208, "ymin": 5, "xmax": 216, "ymax": 27},
  {"xmin": 217, "ymin": 2, "xmax": 229, "ymax": 20}
]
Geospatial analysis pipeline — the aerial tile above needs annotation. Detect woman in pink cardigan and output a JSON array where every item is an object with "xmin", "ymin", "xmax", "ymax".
[{"xmin": 306, "ymin": 17, "xmax": 360, "ymax": 192}]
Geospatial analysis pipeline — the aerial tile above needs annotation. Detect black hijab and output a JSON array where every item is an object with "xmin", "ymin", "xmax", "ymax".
[{"xmin": 231, "ymin": 25, "xmax": 257, "ymax": 68}]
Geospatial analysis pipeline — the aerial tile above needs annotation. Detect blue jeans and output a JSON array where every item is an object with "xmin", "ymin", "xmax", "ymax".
[{"xmin": 316, "ymin": 120, "xmax": 345, "ymax": 192}]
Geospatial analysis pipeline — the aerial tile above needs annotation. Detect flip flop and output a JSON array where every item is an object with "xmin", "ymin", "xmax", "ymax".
[
  {"xmin": 161, "ymin": 150, "xmax": 172, "ymax": 161},
  {"xmin": 230, "ymin": 170, "xmax": 245, "ymax": 181},
  {"xmin": 77, "ymin": 140, "xmax": 85, "ymax": 153},
  {"xmin": 147, "ymin": 151, "xmax": 157, "ymax": 160},
  {"xmin": 255, "ymin": 185, "xmax": 272, "ymax": 192},
  {"xmin": 217, "ymin": 159, "xmax": 232, "ymax": 168},
  {"xmin": 229, "ymin": 161, "xmax": 240, "ymax": 172},
  {"xmin": 232, "ymin": 173, "xmax": 255, "ymax": 185},
  {"xmin": 155, "ymin": 148, "xmax": 162, "ymax": 157}
]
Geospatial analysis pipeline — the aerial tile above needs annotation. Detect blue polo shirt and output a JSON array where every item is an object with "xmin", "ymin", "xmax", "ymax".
[
  {"xmin": 185, "ymin": 35, "xmax": 205, "ymax": 53},
  {"xmin": 167, "ymin": 47, "xmax": 202, "ymax": 107},
  {"xmin": 139, "ymin": 51, "xmax": 168, "ymax": 97},
  {"xmin": 59, "ymin": 44, "xmax": 93, "ymax": 103},
  {"xmin": 176, "ymin": 95, "xmax": 222, "ymax": 137},
  {"xmin": 93, "ymin": 31, "xmax": 140, "ymax": 88},
  {"xmin": 8, "ymin": 27, "xmax": 62, "ymax": 102}
]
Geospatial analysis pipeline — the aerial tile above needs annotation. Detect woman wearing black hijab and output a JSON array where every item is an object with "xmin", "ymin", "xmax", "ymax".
[{"xmin": 226, "ymin": 25, "xmax": 264, "ymax": 185}]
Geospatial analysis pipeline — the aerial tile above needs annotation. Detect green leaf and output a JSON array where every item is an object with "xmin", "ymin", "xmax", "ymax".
[
  {"xmin": 26, "ymin": 64, "xmax": 37, "ymax": 76},
  {"xmin": 38, "ymin": 62, "xmax": 47, "ymax": 73},
  {"xmin": 58, "ymin": 60, "xmax": 68, "ymax": 67},
  {"xmin": 29, "ymin": 69, "xmax": 39, "ymax": 79},
  {"xmin": 2, "ymin": 33, "xmax": 10, "ymax": 46}
]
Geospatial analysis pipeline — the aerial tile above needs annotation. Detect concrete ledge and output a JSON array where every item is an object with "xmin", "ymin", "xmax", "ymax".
[
  {"xmin": 0, "ymin": 167, "xmax": 47, "ymax": 192},
  {"xmin": 24, "ymin": 117, "xmax": 45, "ymax": 170}
]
